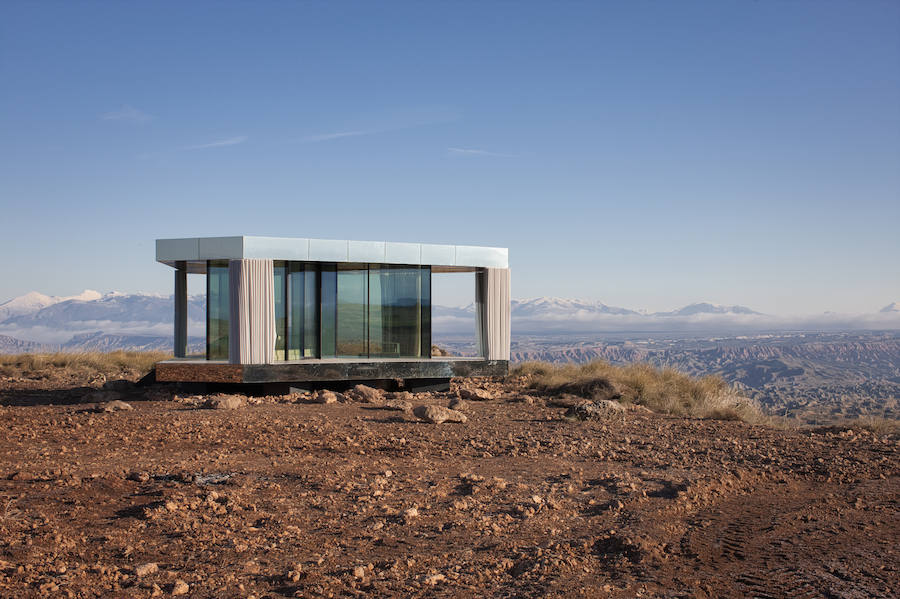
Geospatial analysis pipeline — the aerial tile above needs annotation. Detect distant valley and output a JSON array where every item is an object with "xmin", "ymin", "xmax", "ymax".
[{"xmin": 1, "ymin": 290, "xmax": 898, "ymax": 423}]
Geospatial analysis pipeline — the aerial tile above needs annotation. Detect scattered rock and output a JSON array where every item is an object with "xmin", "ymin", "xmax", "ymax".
[
  {"xmin": 413, "ymin": 405, "xmax": 467, "ymax": 424},
  {"xmin": 171, "ymin": 580, "xmax": 189, "ymax": 595},
  {"xmin": 448, "ymin": 397, "xmax": 468, "ymax": 411},
  {"xmin": 403, "ymin": 507, "xmax": 419, "ymax": 519},
  {"xmin": 134, "ymin": 562, "xmax": 158, "ymax": 577},
  {"xmin": 352, "ymin": 565, "xmax": 367, "ymax": 579},
  {"xmin": 460, "ymin": 388, "xmax": 494, "ymax": 401},
  {"xmin": 313, "ymin": 390, "xmax": 341, "ymax": 404},
  {"xmin": 424, "ymin": 573, "xmax": 446, "ymax": 585},
  {"xmin": 379, "ymin": 399, "xmax": 412, "ymax": 412},
  {"xmin": 391, "ymin": 391, "xmax": 414, "ymax": 402},
  {"xmin": 203, "ymin": 395, "xmax": 243, "ymax": 410},
  {"xmin": 100, "ymin": 400, "xmax": 133, "ymax": 413},
  {"xmin": 565, "ymin": 400, "xmax": 625, "ymax": 421},
  {"xmin": 127, "ymin": 471, "xmax": 151, "ymax": 483},
  {"xmin": 347, "ymin": 384, "xmax": 382, "ymax": 403}
]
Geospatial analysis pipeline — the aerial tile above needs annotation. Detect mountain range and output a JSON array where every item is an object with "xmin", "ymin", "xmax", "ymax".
[{"xmin": 0, "ymin": 290, "xmax": 898, "ymax": 353}]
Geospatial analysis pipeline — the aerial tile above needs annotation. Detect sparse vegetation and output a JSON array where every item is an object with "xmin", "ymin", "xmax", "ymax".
[
  {"xmin": 512, "ymin": 360, "xmax": 770, "ymax": 424},
  {"xmin": 0, "ymin": 351, "xmax": 168, "ymax": 382}
]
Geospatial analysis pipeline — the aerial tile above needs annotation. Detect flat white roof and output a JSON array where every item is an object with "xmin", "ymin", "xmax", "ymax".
[{"xmin": 156, "ymin": 236, "xmax": 508, "ymax": 269}]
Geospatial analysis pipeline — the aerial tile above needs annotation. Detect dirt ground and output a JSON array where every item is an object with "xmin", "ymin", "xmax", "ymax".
[{"xmin": 0, "ymin": 373, "xmax": 897, "ymax": 598}]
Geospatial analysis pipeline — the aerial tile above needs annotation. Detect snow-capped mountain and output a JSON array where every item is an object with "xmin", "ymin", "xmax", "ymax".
[
  {"xmin": 654, "ymin": 302, "xmax": 762, "ymax": 317},
  {"xmin": 0, "ymin": 290, "xmax": 898, "ymax": 352},
  {"xmin": 0, "ymin": 291, "xmax": 205, "ymax": 346},
  {"xmin": 0, "ymin": 289, "xmax": 101, "ymax": 320},
  {"xmin": 511, "ymin": 297, "xmax": 639, "ymax": 317}
]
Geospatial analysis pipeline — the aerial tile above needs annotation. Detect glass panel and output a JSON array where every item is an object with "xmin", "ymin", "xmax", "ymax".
[
  {"xmin": 336, "ymin": 265, "xmax": 368, "ymax": 357},
  {"xmin": 288, "ymin": 263, "xmax": 320, "ymax": 359},
  {"xmin": 420, "ymin": 266, "xmax": 431, "ymax": 357},
  {"xmin": 320, "ymin": 265, "xmax": 336, "ymax": 357},
  {"xmin": 368, "ymin": 266, "xmax": 426, "ymax": 358},
  {"xmin": 274, "ymin": 262, "xmax": 287, "ymax": 361},
  {"xmin": 206, "ymin": 260, "xmax": 230, "ymax": 360}
]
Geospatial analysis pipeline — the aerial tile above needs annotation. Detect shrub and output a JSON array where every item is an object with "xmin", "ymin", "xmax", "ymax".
[
  {"xmin": 0, "ymin": 351, "xmax": 168, "ymax": 381},
  {"xmin": 511, "ymin": 360, "xmax": 769, "ymax": 424}
]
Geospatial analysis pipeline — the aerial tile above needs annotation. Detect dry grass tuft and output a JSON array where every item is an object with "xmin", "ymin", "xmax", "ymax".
[
  {"xmin": 512, "ymin": 360, "xmax": 770, "ymax": 424},
  {"xmin": 830, "ymin": 416, "xmax": 900, "ymax": 436},
  {"xmin": 0, "ymin": 351, "xmax": 168, "ymax": 382}
]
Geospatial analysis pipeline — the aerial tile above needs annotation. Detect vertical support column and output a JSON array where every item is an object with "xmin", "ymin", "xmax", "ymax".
[
  {"xmin": 174, "ymin": 261, "xmax": 188, "ymax": 358},
  {"xmin": 475, "ymin": 268, "xmax": 511, "ymax": 360},
  {"xmin": 228, "ymin": 259, "xmax": 276, "ymax": 364}
]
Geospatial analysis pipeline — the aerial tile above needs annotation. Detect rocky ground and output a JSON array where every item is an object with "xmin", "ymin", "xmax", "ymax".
[{"xmin": 0, "ymin": 371, "xmax": 897, "ymax": 598}]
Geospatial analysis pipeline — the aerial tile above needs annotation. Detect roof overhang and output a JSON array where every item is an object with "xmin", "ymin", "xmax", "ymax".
[{"xmin": 156, "ymin": 236, "xmax": 508, "ymax": 271}]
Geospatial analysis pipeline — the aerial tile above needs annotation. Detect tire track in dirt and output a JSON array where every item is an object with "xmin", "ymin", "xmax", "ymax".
[{"xmin": 678, "ymin": 479, "xmax": 898, "ymax": 598}]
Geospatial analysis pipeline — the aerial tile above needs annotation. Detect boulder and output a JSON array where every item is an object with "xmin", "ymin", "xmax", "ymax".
[{"xmin": 413, "ymin": 405, "xmax": 467, "ymax": 424}]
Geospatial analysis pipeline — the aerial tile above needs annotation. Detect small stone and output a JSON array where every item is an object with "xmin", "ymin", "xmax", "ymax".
[
  {"xmin": 172, "ymin": 580, "xmax": 189, "ymax": 595},
  {"xmin": 412, "ymin": 405, "xmax": 467, "ymax": 424},
  {"xmin": 128, "ymin": 471, "xmax": 151, "ymax": 483},
  {"xmin": 448, "ymin": 398, "xmax": 468, "ymax": 411},
  {"xmin": 352, "ymin": 565, "xmax": 367, "ymax": 579},
  {"xmin": 134, "ymin": 562, "xmax": 158, "ymax": 577},
  {"xmin": 424, "ymin": 573, "xmax": 446, "ymax": 585},
  {"xmin": 203, "ymin": 395, "xmax": 243, "ymax": 410},
  {"xmin": 565, "ymin": 400, "xmax": 625, "ymax": 421},
  {"xmin": 313, "ymin": 390, "xmax": 339, "ymax": 404},
  {"xmin": 403, "ymin": 507, "xmax": 419, "ymax": 519},
  {"xmin": 460, "ymin": 388, "xmax": 494, "ymax": 401},
  {"xmin": 348, "ymin": 384, "xmax": 382, "ymax": 403},
  {"xmin": 380, "ymin": 399, "xmax": 412, "ymax": 412},
  {"xmin": 101, "ymin": 400, "xmax": 133, "ymax": 413}
]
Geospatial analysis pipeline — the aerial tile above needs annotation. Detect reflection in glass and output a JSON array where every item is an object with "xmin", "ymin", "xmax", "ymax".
[
  {"xmin": 369, "ymin": 266, "xmax": 427, "ymax": 357},
  {"xmin": 274, "ymin": 262, "xmax": 287, "ymax": 360},
  {"xmin": 420, "ymin": 266, "xmax": 431, "ymax": 356},
  {"xmin": 206, "ymin": 260, "xmax": 230, "ymax": 360},
  {"xmin": 337, "ymin": 265, "xmax": 368, "ymax": 357},
  {"xmin": 288, "ymin": 263, "xmax": 319, "ymax": 359},
  {"xmin": 320, "ymin": 265, "xmax": 336, "ymax": 357}
]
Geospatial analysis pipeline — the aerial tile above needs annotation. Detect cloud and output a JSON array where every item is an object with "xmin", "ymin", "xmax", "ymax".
[
  {"xmin": 298, "ymin": 130, "xmax": 371, "ymax": 143},
  {"xmin": 101, "ymin": 105, "xmax": 153, "ymax": 123},
  {"xmin": 447, "ymin": 147, "xmax": 516, "ymax": 158},
  {"xmin": 183, "ymin": 136, "xmax": 248, "ymax": 150}
]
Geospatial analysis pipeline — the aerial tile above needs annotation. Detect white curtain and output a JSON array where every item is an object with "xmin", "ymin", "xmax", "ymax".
[
  {"xmin": 476, "ymin": 268, "xmax": 511, "ymax": 360},
  {"xmin": 228, "ymin": 259, "xmax": 275, "ymax": 364}
]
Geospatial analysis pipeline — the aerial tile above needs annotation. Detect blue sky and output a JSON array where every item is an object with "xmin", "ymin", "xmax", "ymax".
[{"xmin": 1, "ymin": 1, "xmax": 898, "ymax": 314}]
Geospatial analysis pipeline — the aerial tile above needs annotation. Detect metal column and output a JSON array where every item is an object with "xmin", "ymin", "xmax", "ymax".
[{"xmin": 174, "ymin": 261, "xmax": 187, "ymax": 358}]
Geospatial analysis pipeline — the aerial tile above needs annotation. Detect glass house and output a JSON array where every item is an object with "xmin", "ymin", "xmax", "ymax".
[{"xmin": 154, "ymin": 236, "xmax": 510, "ymax": 389}]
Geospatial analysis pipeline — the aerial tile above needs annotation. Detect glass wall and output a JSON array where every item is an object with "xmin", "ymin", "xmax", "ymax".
[
  {"xmin": 369, "ymin": 266, "xmax": 430, "ymax": 357},
  {"xmin": 336, "ymin": 265, "xmax": 368, "ymax": 357},
  {"xmin": 274, "ymin": 262, "xmax": 287, "ymax": 360},
  {"xmin": 320, "ymin": 265, "xmax": 336, "ymax": 357},
  {"xmin": 206, "ymin": 261, "xmax": 431, "ymax": 360},
  {"xmin": 206, "ymin": 260, "xmax": 230, "ymax": 360},
  {"xmin": 289, "ymin": 263, "xmax": 319, "ymax": 359}
]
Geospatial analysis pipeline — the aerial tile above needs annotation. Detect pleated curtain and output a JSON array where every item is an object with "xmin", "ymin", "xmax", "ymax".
[
  {"xmin": 228, "ymin": 259, "xmax": 276, "ymax": 364},
  {"xmin": 475, "ymin": 268, "xmax": 511, "ymax": 360}
]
